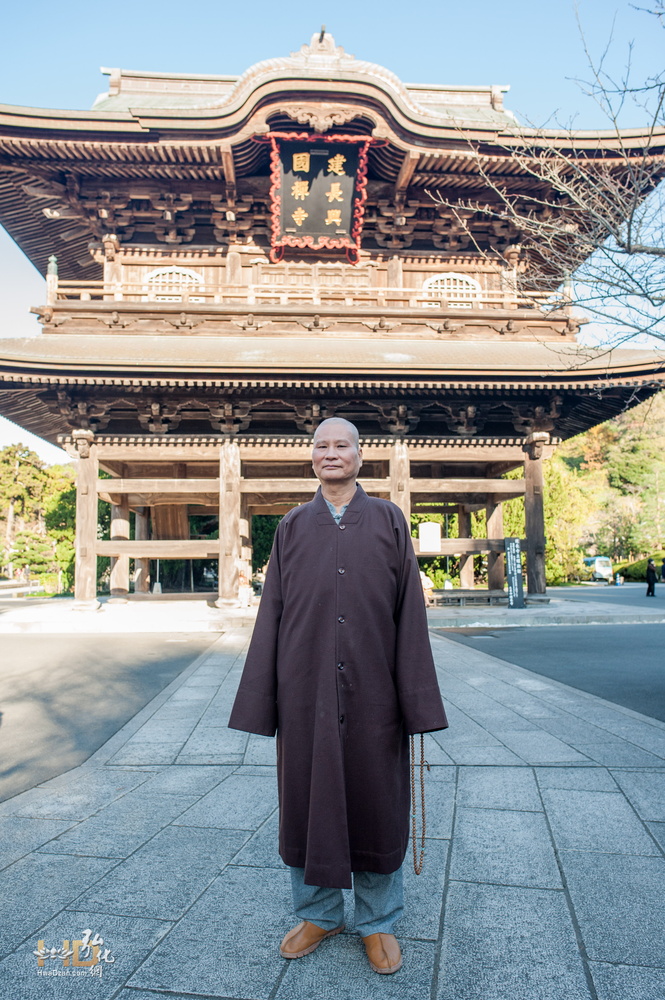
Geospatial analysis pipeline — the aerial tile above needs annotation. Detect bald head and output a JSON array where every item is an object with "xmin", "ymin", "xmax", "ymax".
[
  {"xmin": 311, "ymin": 417, "xmax": 362, "ymax": 489},
  {"xmin": 312, "ymin": 417, "xmax": 360, "ymax": 447}
]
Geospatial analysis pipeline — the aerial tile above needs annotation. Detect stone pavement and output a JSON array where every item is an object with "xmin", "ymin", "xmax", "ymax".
[
  {"xmin": 427, "ymin": 595, "xmax": 665, "ymax": 629},
  {"xmin": 2, "ymin": 589, "xmax": 665, "ymax": 634},
  {"xmin": 0, "ymin": 620, "xmax": 664, "ymax": 1000}
]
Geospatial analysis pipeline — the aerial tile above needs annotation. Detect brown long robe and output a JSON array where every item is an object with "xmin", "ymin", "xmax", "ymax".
[{"xmin": 228, "ymin": 484, "xmax": 448, "ymax": 888}]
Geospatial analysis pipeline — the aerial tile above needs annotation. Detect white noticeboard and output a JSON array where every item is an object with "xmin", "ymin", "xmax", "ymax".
[{"xmin": 418, "ymin": 521, "xmax": 442, "ymax": 553}]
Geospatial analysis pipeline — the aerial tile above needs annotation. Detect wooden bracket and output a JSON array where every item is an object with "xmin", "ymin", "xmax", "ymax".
[{"xmin": 394, "ymin": 150, "xmax": 420, "ymax": 208}]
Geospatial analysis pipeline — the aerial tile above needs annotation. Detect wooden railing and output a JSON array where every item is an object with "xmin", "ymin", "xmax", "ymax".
[{"xmin": 48, "ymin": 279, "xmax": 557, "ymax": 312}]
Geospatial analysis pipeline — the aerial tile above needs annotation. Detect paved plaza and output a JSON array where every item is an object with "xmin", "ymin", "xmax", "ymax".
[{"xmin": 0, "ymin": 604, "xmax": 664, "ymax": 999}]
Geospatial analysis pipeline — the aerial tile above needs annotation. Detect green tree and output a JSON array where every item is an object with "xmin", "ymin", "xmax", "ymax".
[
  {"xmin": 542, "ymin": 458, "xmax": 590, "ymax": 584},
  {"xmin": 11, "ymin": 529, "xmax": 55, "ymax": 576},
  {"xmin": 252, "ymin": 515, "xmax": 282, "ymax": 571},
  {"xmin": 502, "ymin": 457, "xmax": 596, "ymax": 584},
  {"xmin": 43, "ymin": 467, "xmax": 76, "ymax": 590},
  {"xmin": 0, "ymin": 445, "xmax": 48, "ymax": 568}
]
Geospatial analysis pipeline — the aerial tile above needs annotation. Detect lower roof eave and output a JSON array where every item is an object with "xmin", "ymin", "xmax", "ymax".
[
  {"xmin": 1, "ymin": 369, "xmax": 665, "ymax": 391},
  {"xmin": 0, "ymin": 335, "xmax": 664, "ymax": 386}
]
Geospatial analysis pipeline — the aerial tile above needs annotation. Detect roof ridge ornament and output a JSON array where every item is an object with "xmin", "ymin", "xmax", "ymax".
[
  {"xmin": 228, "ymin": 31, "xmax": 429, "ymax": 121},
  {"xmin": 296, "ymin": 29, "xmax": 347, "ymax": 67}
]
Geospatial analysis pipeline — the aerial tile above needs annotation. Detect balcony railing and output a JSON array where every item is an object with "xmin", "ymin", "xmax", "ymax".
[{"xmin": 47, "ymin": 279, "xmax": 558, "ymax": 312}]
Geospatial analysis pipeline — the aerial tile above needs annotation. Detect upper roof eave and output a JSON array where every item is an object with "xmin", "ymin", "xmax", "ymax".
[
  {"xmin": 0, "ymin": 84, "xmax": 513, "ymax": 146},
  {"xmin": 0, "ymin": 103, "xmax": 146, "ymax": 132},
  {"xmin": 0, "ymin": 96, "xmax": 662, "ymax": 158}
]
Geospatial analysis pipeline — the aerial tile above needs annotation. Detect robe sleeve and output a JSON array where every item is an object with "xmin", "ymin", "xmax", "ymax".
[
  {"xmin": 392, "ymin": 509, "xmax": 449, "ymax": 736},
  {"xmin": 227, "ymin": 520, "xmax": 284, "ymax": 737}
]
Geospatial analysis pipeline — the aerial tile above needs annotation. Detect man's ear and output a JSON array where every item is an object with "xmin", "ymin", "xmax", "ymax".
[{"xmin": 357, "ymin": 447, "xmax": 363, "ymax": 468}]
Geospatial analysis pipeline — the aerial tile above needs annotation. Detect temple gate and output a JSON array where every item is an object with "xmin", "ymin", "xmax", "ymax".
[{"xmin": 0, "ymin": 32, "xmax": 663, "ymax": 603}]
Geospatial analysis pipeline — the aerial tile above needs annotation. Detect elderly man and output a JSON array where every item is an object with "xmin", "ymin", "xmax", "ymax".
[{"xmin": 228, "ymin": 417, "xmax": 447, "ymax": 974}]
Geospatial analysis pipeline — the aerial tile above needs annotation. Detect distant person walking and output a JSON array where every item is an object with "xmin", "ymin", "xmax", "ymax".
[
  {"xmin": 661, "ymin": 559, "xmax": 665, "ymax": 583},
  {"xmin": 646, "ymin": 559, "xmax": 658, "ymax": 597}
]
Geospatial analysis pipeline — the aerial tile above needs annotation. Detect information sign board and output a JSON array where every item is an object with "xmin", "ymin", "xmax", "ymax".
[{"xmin": 505, "ymin": 537, "xmax": 525, "ymax": 609}]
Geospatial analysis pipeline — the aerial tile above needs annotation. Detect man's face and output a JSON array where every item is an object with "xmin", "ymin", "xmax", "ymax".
[{"xmin": 312, "ymin": 423, "xmax": 363, "ymax": 486}]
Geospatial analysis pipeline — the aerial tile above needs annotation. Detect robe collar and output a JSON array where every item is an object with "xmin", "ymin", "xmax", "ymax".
[{"xmin": 313, "ymin": 482, "xmax": 369, "ymax": 526}]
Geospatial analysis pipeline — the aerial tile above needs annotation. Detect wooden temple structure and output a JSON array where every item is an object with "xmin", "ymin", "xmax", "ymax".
[{"xmin": 0, "ymin": 31, "xmax": 664, "ymax": 604}]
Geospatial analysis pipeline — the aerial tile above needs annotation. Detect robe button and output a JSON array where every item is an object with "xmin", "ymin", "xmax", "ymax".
[
  {"xmin": 338, "ymin": 567, "xmax": 345, "ymax": 574},
  {"xmin": 338, "ymin": 616, "xmax": 345, "ymax": 623},
  {"xmin": 339, "ymin": 524, "xmax": 346, "ymax": 530},
  {"xmin": 337, "ymin": 662, "xmax": 344, "ymax": 670},
  {"xmin": 339, "ymin": 715, "xmax": 345, "ymax": 724}
]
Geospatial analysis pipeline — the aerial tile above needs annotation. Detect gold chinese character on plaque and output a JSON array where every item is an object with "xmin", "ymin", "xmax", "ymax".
[
  {"xmin": 292, "ymin": 152, "xmax": 311, "ymax": 172},
  {"xmin": 324, "ymin": 209, "xmax": 342, "ymax": 226},
  {"xmin": 327, "ymin": 154, "xmax": 347, "ymax": 176},
  {"xmin": 292, "ymin": 208, "xmax": 309, "ymax": 227},
  {"xmin": 325, "ymin": 182, "xmax": 344, "ymax": 203},
  {"xmin": 291, "ymin": 180, "xmax": 310, "ymax": 201}
]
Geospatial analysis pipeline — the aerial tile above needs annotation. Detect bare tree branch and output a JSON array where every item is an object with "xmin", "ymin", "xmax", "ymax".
[{"xmin": 427, "ymin": 5, "xmax": 665, "ymax": 349}]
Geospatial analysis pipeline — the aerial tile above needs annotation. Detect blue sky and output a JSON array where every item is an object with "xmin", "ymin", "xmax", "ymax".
[{"xmin": 0, "ymin": 0, "xmax": 661, "ymax": 461}]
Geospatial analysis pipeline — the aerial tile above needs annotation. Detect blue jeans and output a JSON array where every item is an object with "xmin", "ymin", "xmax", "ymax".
[{"xmin": 289, "ymin": 865, "xmax": 404, "ymax": 936}]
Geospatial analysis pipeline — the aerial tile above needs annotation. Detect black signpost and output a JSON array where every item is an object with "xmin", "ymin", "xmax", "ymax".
[{"xmin": 505, "ymin": 537, "xmax": 525, "ymax": 609}]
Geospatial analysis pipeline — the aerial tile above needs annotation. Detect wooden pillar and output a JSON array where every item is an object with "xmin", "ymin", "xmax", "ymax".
[
  {"xmin": 390, "ymin": 440, "xmax": 411, "ymax": 522},
  {"xmin": 486, "ymin": 497, "xmax": 505, "ymax": 590},
  {"xmin": 134, "ymin": 507, "xmax": 150, "ymax": 593},
  {"xmin": 240, "ymin": 495, "xmax": 252, "ymax": 582},
  {"xmin": 218, "ymin": 440, "xmax": 241, "ymax": 604},
  {"xmin": 457, "ymin": 505, "xmax": 474, "ymax": 589},
  {"xmin": 110, "ymin": 496, "xmax": 130, "ymax": 598},
  {"xmin": 74, "ymin": 434, "xmax": 99, "ymax": 605},
  {"xmin": 524, "ymin": 438, "xmax": 547, "ymax": 594}
]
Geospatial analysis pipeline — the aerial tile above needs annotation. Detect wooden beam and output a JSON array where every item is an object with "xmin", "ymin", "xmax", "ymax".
[
  {"xmin": 248, "ymin": 504, "xmax": 301, "ymax": 515},
  {"xmin": 394, "ymin": 150, "xmax": 420, "ymax": 201},
  {"xmin": 240, "ymin": 477, "xmax": 390, "ymax": 493},
  {"xmin": 88, "ymin": 443, "xmax": 533, "ymax": 464},
  {"xmin": 221, "ymin": 145, "xmax": 236, "ymax": 194},
  {"xmin": 412, "ymin": 478, "xmax": 526, "ymax": 493},
  {"xmin": 96, "ymin": 475, "xmax": 524, "ymax": 497},
  {"xmin": 94, "ymin": 445, "xmax": 225, "ymax": 462},
  {"xmin": 102, "ymin": 493, "xmax": 219, "ymax": 507},
  {"xmin": 97, "ymin": 478, "xmax": 218, "ymax": 493},
  {"xmin": 413, "ymin": 538, "xmax": 525, "ymax": 555},
  {"xmin": 412, "ymin": 505, "xmax": 461, "ymax": 514},
  {"xmin": 97, "ymin": 540, "xmax": 219, "ymax": 558}
]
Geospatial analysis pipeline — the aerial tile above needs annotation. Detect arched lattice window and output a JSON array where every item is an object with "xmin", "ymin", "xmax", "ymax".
[
  {"xmin": 422, "ymin": 272, "xmax": 481, "ymax": 308},
  {"xmin": 144, "ymin": 266, "xmax": 204, "ymax": 302}
]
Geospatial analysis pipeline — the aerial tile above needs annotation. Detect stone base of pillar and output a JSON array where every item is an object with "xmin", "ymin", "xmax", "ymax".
[{"xmin": 214, "ymin": 596, "xmax": 240, "ymax": 609}]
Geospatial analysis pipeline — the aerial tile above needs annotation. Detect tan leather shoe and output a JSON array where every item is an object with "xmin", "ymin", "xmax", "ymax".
[
  {"xmin": 280, "ymin": 920, "xmax": 345, "ymax": 959},
  {"xmin": 362, "ymin": 932, "xmax": 402, "ymax": 974}
]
